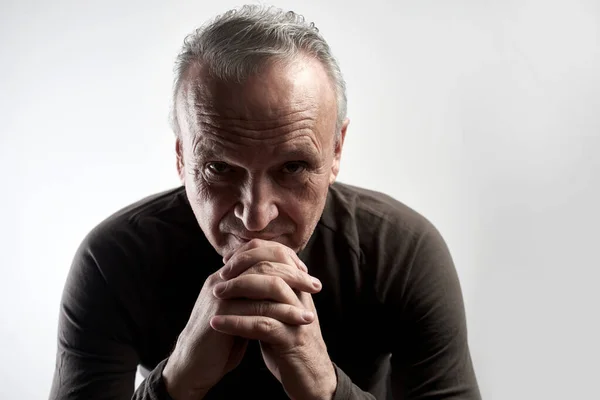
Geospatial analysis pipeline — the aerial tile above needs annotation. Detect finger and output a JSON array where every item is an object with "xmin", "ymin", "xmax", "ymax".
[
  {"xmin": 213, "ymin": 274, "xmax": 301, "ymax": 306},
  {"xmin": 223, "ymin": 239, "xmax": 308, "ymax": 273},
  {"xmin": 221, "ymin": 241, "xmax": 307, "ymax": 279},
  {"xmin": 220, "ymin": 299, "xmax": 315, "ymax": 325},
  {"xmin": 222, "ymin": 238, "xmax": 268, "ymax": 263},
  {"xmin": 225, "ymin": 245, "xmax": 307, "ymax": 278},
  {"xmin": 297, "ymin": 290, "xmax": 318, "ymax": 317},
  {"xmin": 210, "ymin": 315, "xmax": 291, "ymax": 345},
  {"xmin": 241, "ymin": 261, "xmax": 321, "ymax": 294}
]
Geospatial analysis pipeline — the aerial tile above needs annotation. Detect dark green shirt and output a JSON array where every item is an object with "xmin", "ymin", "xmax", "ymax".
[{"xmin": 49, "ymin": 182, "xmax": 480, "ymax": 399}]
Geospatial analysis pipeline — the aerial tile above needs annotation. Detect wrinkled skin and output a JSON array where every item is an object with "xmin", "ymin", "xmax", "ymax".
[
  {"xmin": 175, "ymin": 56, "xmax": 348, "ymax": 257},
  {"xmin": 163, "ymin": 56, "xmax": 349, "ymax": 400}
]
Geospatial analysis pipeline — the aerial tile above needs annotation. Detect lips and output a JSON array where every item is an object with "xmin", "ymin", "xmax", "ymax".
[{"xmin": 232, "ymin": 234, "xmax": 280, "ymax": 242}]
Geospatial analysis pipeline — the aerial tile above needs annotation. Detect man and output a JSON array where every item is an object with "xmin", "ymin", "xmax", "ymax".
[{"xmin": 49, "ymin": 5, "xmax": 480, "ymax": 400}]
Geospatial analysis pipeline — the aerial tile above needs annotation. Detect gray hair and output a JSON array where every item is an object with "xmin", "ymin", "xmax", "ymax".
[{"xmin": 170, "ymin": 4, "xmax": 347, "ymax": 138}]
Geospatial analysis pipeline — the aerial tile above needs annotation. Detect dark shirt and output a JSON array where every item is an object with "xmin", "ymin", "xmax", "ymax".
[{"xmin": 49, "ymin": 182, "xmax": 481, "ymax": 399}]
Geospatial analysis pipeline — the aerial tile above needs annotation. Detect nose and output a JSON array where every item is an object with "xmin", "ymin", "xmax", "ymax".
[{"xmin": 234, "ymin": 176, "xmax": 279, "ymax": 232}]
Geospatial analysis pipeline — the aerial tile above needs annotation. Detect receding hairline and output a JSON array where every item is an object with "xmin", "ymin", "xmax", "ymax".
[
  {"xmin": 176, "ymin": 52, "xmax": 337, "ymax": 106},
  {"xmin": 174, "ymin": 54, "xmax": 339, "ymax": 132},
  {"xmin": 169, "ymin": 5, "xmax": 347, "ymax": 138}
]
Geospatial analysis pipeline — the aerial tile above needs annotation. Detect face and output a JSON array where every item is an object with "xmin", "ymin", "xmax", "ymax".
[{"xmin": 175, "ymin": 57, "xmax": 349, "ymax": 256}]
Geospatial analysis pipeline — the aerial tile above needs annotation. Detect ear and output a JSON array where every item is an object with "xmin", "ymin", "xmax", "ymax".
[
  {"xmin": 175, "ymin": 138, "xmax": 185, "ymax": 184},
  {"xmin": 329, "ymin": 118, "xmax": 349, "ymax": 185}
]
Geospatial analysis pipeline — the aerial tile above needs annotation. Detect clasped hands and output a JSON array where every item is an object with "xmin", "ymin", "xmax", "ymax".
[{"xmin": 162, "ymin": 239, "xmax": 337, "ymax": 400}]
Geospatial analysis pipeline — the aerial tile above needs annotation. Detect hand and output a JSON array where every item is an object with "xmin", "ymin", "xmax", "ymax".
[
  {"xmin": 162, "ymin": 241, "xmax": 320, "ymax": 400},
  {"xmin": 213, "ymin": 239, "xmax": 337, "ymax": 400},
  {"xmin": 161, "ymin": 271, "xmax": 248, "ymax": 400}
]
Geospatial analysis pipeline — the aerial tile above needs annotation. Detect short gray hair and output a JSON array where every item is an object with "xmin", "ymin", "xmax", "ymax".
[{"xmin": 170, "ymin": 5, "xmax": 347, "ymax": 138}]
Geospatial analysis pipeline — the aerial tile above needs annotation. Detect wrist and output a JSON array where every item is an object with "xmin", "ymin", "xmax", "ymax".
[
  {"xmin": 317, "ymin": 363, "xmax": 337, "ymax": 400},
  {"xmin": 300, "ymin": 361, "xmax": 337, "ymax": 400},
  {"xmin": 162, "ymin": 356, "xmax": 209, "ymax": 400}
]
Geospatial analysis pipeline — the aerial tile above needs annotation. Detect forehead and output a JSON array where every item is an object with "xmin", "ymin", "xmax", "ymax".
[{"xmin": 177, "ymin": 57, "xmax": 338, "ymax": 138}]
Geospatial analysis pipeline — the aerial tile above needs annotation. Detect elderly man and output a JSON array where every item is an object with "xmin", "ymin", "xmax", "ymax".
[{"xmin": 49, "ymin": 5, "xmax": 480, "ymax": 400}]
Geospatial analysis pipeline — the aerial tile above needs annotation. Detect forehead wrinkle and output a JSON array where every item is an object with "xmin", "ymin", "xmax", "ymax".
[
  {"xmin": 180, "ymin": 63, "xmax": 331, "ymax": 157},
  {"xmin": 205, "ymin": 129, "xmax": 321, "ymax": 151},
  {"xmin": 197, "ymin": 116, "xmax": 318, "ymax": 142},
  {"xmin": 185, "ymin": 98, "xmax": 327, "ymax": 158},
  {"xmin": 194, "ymin": 95, "xmax": 318, "ymax": 125},
  {"xmin": 192, "ymin": 131, "xmax": 322, "ymax": 161},
  {"xmin": 195, "ymin": 106, "xmax": 314, "ymax": 123},
  {"xmin": 191, "ymin": 77, "xmax": 320, "ymax": 124}
]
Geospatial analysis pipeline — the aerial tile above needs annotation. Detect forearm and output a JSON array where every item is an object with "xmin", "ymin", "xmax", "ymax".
[{"xmin": 160, "ymin": 355, "xmax": 213, "ymax": 400}]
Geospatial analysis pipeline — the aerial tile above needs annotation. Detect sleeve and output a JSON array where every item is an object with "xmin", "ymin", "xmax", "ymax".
[
  {"xmin": 48, "ymin": 230, "xmax": 175, "ymax": 400},
  {"xmin": 331, "ymin": 364, "xmax": 376, "ymax": 400},
  {"xmin": 387, "ymin": 224, "xmax": 481, "ymax": 399},
  {"xmin": 327, "ymin": 220, "xmax": 480, "ymax": 400}
]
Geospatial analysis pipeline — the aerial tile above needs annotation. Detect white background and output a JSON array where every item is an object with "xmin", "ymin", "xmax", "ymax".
[{"xmin": 1, "ymin": 0, "xmax": 599, "ymax": 399}]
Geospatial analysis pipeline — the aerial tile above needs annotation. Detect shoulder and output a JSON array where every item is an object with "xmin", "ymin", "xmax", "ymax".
[
  {"xmin": 321, "ymin": 182, "xmax": 439, "ymax": 254},
  {"xmin": 72, "ymin": 186, "xmax": 202, "ymax": 287},
  {"xmin": 320, "ymin": 182, "xmax": 450, "ymax": 301},
  {"xmin": 86, "ymin": 185, "xmax": 194, "ymax": 240},
  {"xmin": 83, "ymin": 186, "xmax": 193, "ymax": 250}
]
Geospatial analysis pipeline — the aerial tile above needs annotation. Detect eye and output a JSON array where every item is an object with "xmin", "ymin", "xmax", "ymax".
[
  {"xmin": 206, "ymin": 162, "xmax": 232, "ymax": 175},
  {"xmin": 282, "ymin": 161, "xmax": 308, "ymax": 175}
]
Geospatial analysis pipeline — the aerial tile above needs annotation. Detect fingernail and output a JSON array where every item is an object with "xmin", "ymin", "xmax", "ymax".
[
  {"xmin": 219, "ymin": 265, "xmax": 231, "ymax": 279},
  {"xmin": 213, "ymin": 282, "xmax": 226, "ymax": 296},
  {"xmin": 302, "ymin": 311, "xmax": 314, "ymax": 322},
  {"xmin": 311, "ymin": 277, "xmax": 322, "ymax": 290},
  {"xmin": 210, "ymin": 315, "xmax": 224, "ymax": 328}
]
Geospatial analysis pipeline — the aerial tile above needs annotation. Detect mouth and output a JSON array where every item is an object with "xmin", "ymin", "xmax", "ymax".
[{"xmin": 231, "ymin": 234, "xmax": 281, "ymax": 242}]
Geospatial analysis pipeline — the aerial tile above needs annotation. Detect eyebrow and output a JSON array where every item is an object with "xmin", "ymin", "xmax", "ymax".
[
  {"xmin": 191, "ymin": 137, "xmax": 227, "ymax": 159},
  {"xmin": 277, "ymin": 147, "xmax": 320, "ymax": 162},
  {"xmin": 192, "ymin": 143, "xmax": 221, "ymax": 160}
]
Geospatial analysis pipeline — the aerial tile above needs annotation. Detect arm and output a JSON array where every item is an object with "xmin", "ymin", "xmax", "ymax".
[
  {"xmin": 388, "ymin": 224, "xmax": 481, "ymax": 399},
  {"xmin": 326, "ymin": 223, "xmax": 480, "ymax": 400},
  {"xmin": 48, "ymin": 231, "xmax": 173, "ymax": 400}
]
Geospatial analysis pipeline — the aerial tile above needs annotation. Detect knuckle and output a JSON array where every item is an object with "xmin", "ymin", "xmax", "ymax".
[
  {"xmin": 255, "ymin": 318, "xmax": 274, "ymax": 333},
  {"xmin": 273, "ymin": 246, "xmax": 288, "ymax": 261},
  {"xmin": 251, "ymin": 261, "xmax": 271, "ymax": 275},
  {"xmin": 248, "ymin": 239, "xmax": 262, "ymax": 249},
  {"xmin": 294, "ymin": 335, "xmax": 309, "ymax": 348},
  {"xmin": 286, "ymin": 305, "xmax": 299, "ymax": 320},
  {"xmin": 270, "ymin": 275, "xmax": 286, "ymax": 292}
]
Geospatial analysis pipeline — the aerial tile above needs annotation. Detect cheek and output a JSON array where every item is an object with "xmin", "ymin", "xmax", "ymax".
[
  {"xmin": 185, "ymin": 175, "xmax": 236, "ymax": 229},
  {"xmin": 287, "ymin": 174, "xmax": 329, "ymax": 223},
  {"xmin": 303, "ymin": 175, "xmax": 328, "ymax": 202}
]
